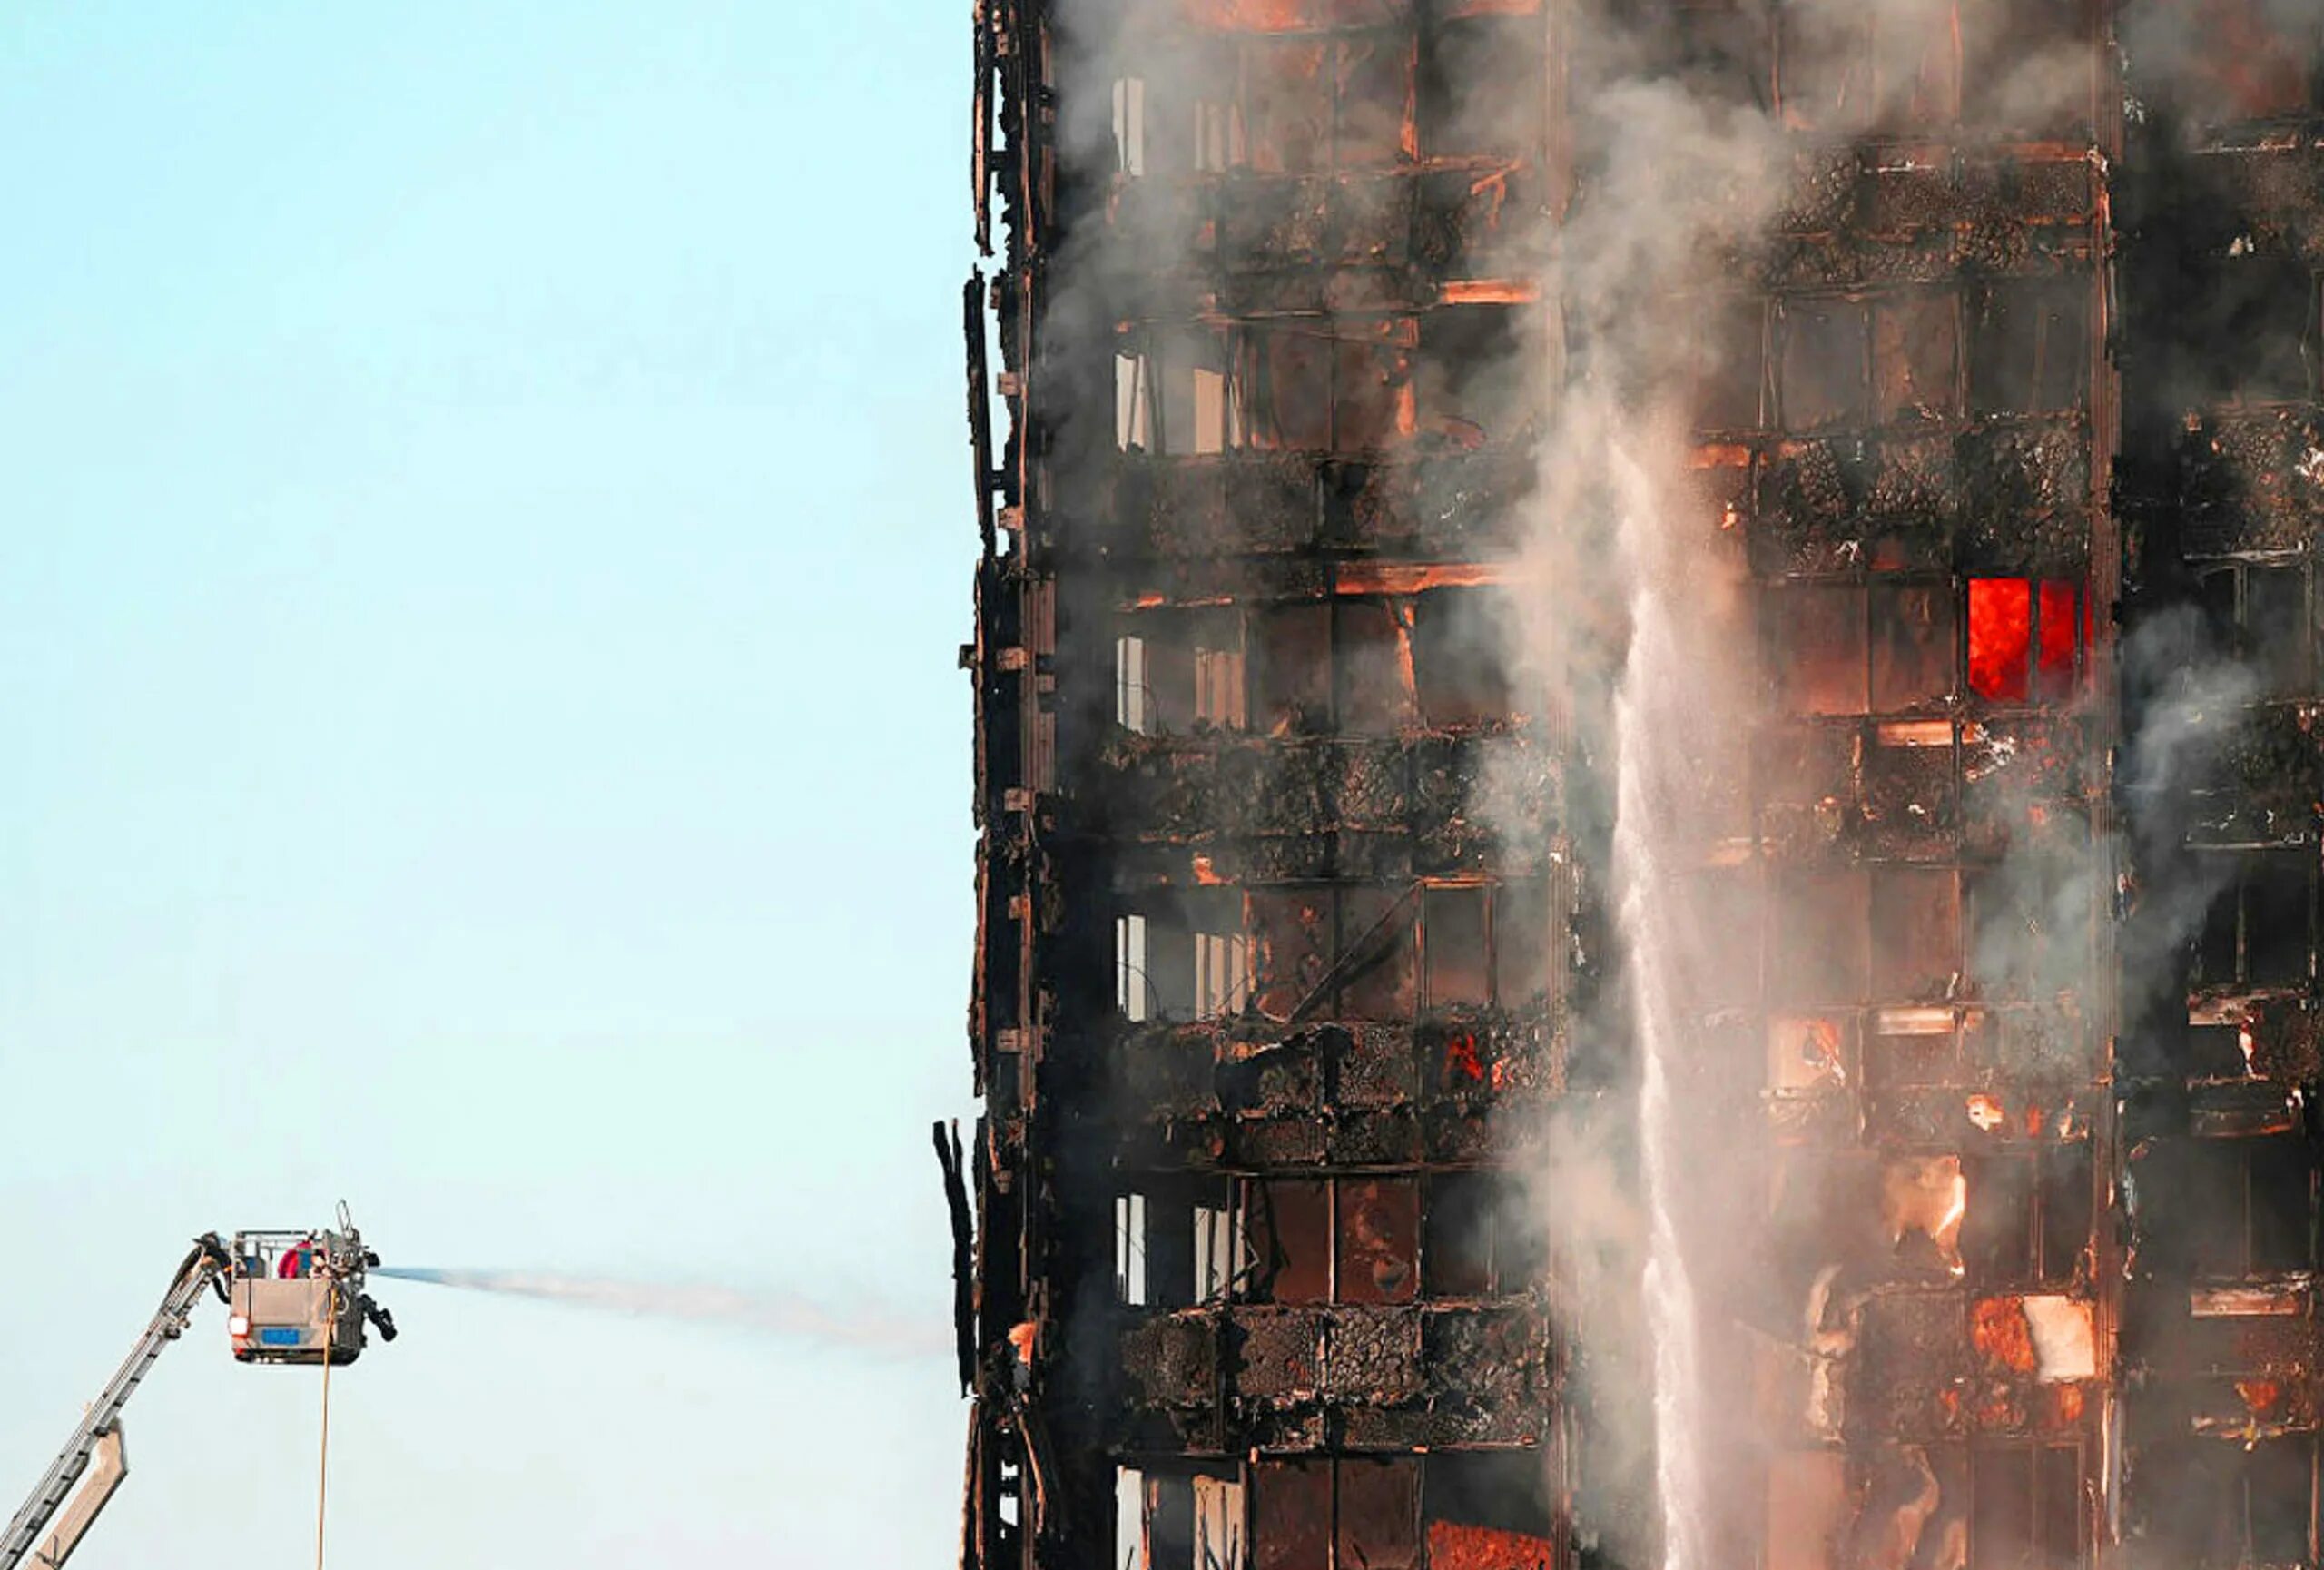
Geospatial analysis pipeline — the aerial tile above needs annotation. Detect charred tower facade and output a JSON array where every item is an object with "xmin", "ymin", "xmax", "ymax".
[{"xmin": 956, "ymin": 4, "xmax": 2324, "ymax": 1569}]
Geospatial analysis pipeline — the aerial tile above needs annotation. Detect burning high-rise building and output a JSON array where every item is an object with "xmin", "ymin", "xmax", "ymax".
[{"xmin": 948, "ymin": 4, "xmax": 2324, "ymax": 1567}]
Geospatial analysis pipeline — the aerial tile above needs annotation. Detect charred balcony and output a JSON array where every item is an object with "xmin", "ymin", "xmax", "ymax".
[
  {"xmin": 1109, "ymin": 1165, "xmax": 1557, "ymax": 1452},
  {"xmin": 1108, "ymin": 1009, "xmax": 1564, "ymax": 1169}
]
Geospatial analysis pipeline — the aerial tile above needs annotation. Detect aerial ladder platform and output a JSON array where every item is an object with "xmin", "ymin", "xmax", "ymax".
[{"xmin": 1, "ymin": 1210, "xmax": 394, "ymax": 1570}]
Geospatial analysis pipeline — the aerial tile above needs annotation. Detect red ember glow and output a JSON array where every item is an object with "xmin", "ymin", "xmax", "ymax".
[
  {"xmin": 1969, "ymin": 579, "xmax": 2032, "ymax": 701},
  {"xmin": 1970, "ymin": 578, "xmax": 2081, "ymax": 701},
  {"xmin": 2037, "ymin": 579, "xmax": 2079, "ymax": 690}
]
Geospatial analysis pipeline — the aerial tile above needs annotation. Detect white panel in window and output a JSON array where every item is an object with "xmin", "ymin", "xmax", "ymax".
[
  {"xmin": 1117, "ymin": 353, "xmax": 1153, "ymax": 451},
  {"xmin": 1194, "ymin": 1475, "xmax": 1246, "ymax": 1570},
  {"xmin": 1118, "ymin": 913, "xmax": 1151, "ymax": 1022},
  {"xmin": 1194, "ymin": 100, "xmax": 1233, "ymax": 174},
  {"xmin": 1194, "ymin": 932, "xmax": 1249, "ymax": 1020},
  {"xmin": 1194, "ymin": 646, "xmax": 1246, "ymax": 729},
  {"xmin": 1117, "ymin": 1466, "xmax": 1148, "ymax": 1570},
  {"xmin": 1112, "ymin": 78, "xmax": 1147, "ymax": 177},
  {"xmin": 1118, "ymin": 635, "xmax": 1152, "ymax": 735},
  {"xmin": 1116, "ymin": 1192, "xmax": 1149, "ymax": 1307},
  {"xmin": 1195, "ymin": 1203, "xmax": 1246, "ymax": 1302}
]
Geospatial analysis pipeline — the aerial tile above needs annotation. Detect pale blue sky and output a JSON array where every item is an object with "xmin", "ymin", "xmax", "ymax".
[{"xmin": 0, "ymin": 5, "xmax": 976, "ymax": 1565}]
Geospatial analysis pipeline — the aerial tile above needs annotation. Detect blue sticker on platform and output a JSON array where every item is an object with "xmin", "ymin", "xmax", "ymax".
[{"xmin": 257, "ymin": 1328, "xmax": 304, "ymax": 1347}]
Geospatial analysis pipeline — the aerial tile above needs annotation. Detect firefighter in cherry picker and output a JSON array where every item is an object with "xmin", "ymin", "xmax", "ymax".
[{"xmin": 277, "ymin": 1234, "xmax": 318, "ymax": 1279}]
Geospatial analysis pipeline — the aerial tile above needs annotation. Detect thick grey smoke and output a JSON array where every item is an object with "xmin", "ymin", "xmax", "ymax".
[
  {"xmin": 1039, "ymin": 0, "xmax": 2116, "ymax": 1564},
  {"xmin": 373, "ymin": 1267, "xmax": 950, "ymax": 1360},
  {"xmin": 1493, "ymin": 3, "xmax": 2101, "ymax": 1565}
]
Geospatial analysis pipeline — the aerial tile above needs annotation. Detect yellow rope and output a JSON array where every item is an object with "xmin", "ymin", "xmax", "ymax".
[{"xmin": 314, "ymin": 1290, "xmax": 335, "ymax": 1570}]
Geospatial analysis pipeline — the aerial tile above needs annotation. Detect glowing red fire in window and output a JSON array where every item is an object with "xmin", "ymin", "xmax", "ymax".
[{"xmin": 1968, "ymin": 578, "xmax": 2082, "ymax": 702}]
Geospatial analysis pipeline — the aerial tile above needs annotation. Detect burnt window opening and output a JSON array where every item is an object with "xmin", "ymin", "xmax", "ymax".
[
  {"xmin": 1254, "ymin": 1457, "xmax": 1423, "ymax": 1570},
  {"xmin": 1238, "ymin": 1173, "xmax": 1537, "ymax": 1307},
  {"xmin": 1418, "ymin": 13, "xmax": 1546, "ymax": 160},
  {"xmin": 1660, "ymin": 3, "xmax": 1776, "ymax": 113},
  {"xmin": 1247, "ymin": 888, "xmax": 1334, "ymax": 1020},
  {"xmin": 1118, "ymin": 328, "xmax": 1246, "ymax": 456},
  {"xmin": 1882, "ymin": 1152, "xmax": 1968, "ymax": 1275},
  {"xmin": 1963, "ymin": 0, "xmax": 2091, "ymax": 134},
  {"xmin": 1967, "ymin": 854, "xmax": 2090, "ymax": 1003},
  {"xmin": 1246, "ymin": 880, "xmax": 1543, "ymax": 1026},
  {"xmin": 1966, "ymin": 578, "xmax": 2083, "ymax": 704},
  {"xmin": 1117, "ymin": 1464, "xmax": 1246, "ymax": 1570},
  {"xmin": 1779, "ymin": 0, "xmax": 1963, "ymax": 131},
  {"xmin": 1248, "ymin": 321, "xmax": 1416, "ymax": 454},
  {"xmin": 1243, "ymin": 38, "xmax": 1334, "ymax": 173},
  {"xmin": 1257, "ymin": 595, "xmax": 1523, "ymax": 737},
  {"xmin": 1768, "ymin": 580, "xmax": 1959, "ymax": 716},
  {"xmin": 2184, "ymin": 1022, "xmax": 2260, "ymax": 1082},
  {"xmin": 1423, "ymin": 1449, "xmax": 1558, "ymax": 1570},
  {"xmin": 1334, "ymin": 32, "xmax": 1416, "ymax": 169},
  {"xmin": 1767, "ymin": 1453, "xmax": 1850, "ymax": 1570},
  {"xmin": 1254, "ymin": 603, "xmax": 1334, "ymax": 735},
  {"xmin": 1881, "ymin": 7, "xmax": 1965, "ymax": 132},
  {"xmin": 1962, "ymin": 1147, "xmax": 2093, "ymax": 1289},
  {"xmin": 1424, "ymin": 885, "xmax": 1491, "ymax": 1008},
  {"xmin": 1864, "ymin": 1008, "xmax": 1965, "ymax": 1091},
  {"xmin": 1777, "ymin": 297, "xmax": 1871, "ymax": 432},
  {"xmin": 1774, "ymin": 866, "xmax": 1964, "ymax": 1009},
  {"xmin": 1687, "ymin": 296, "xmax": 1768, "ymax": 432},
  {"xmin": 1769, "ymin": 584, "xmax": 1869, "ymax": 715},
  {"xmin": 1338, "ymin": 884, "xmax": 1420, "ymax": 1020},
  {"xmin": 1252, "ymin": 1461, "xmax": 1331, "ymax": 1570},
  {"xmin": 1969, "ymin": 281, "xmax": 2090, "ymax": 417},
  {"xmin": 1424, "ymin": 1170, "xmax": 1549, "ymax": 1297},
  {"xmin": 1873, "ymin": 291, "xmax": 1963, "ymax": 426},
  {"xmin": 1873, "ymin": 866, "xmax": 1964, "ymax": 1002},
  {"xmin": 2185, "ymin": 1135, "xmax": 2319, "ymax": 1279},
  {"xmin": 1118, "ymin": 1177, "xmax": 1246, "ymax": 1308},
  {"xmin": 2161, "ymin": 1437, "xmax": 2321, "ymax": 1569},
  {"xmin": 1410, "ymin": 587, "xmax": 1519, "ymax": 727},
  {"xmin": 2208, "ymin": 257, "xmax": 2319, "ymax": 406},
  {"xmin": 1112, "ymin": 60, "xmax": 1238, "ymax": 177},
  {"xmin": 1337, "ymin": 600, "xmax": 1420, "ymax": 734},
  {"xmin": 1239, "ymin": 1177, "xmax": 1413, "ymax": 1307},
  {"xmin": 1768, "ymin": 1013, "xmax": 1855, "ymax": 1096},
  {"xmin": 1234, "ymin": 32, "xmax": 1423, "ymax": 176},
  {"xmin": 1118, "ymin": 609, "xmax": 1251, "ymax": 736},
  {"xmin": 1873, "ymin": 582, "xmax": 1960, "ymax": 710},
  {"xmin": 1336, "ymin": 1176, "xmax": 1421, "ymax": 1304},
  {"xmin": 2193, "ymin": 852, "xmax": 2316, "ymax": 992},
  {"xmin": 1413, "ymin": 306, "xmax": 1534, "ymax": 450},
  {"xmin": 1969, "ymin": 1445, "xmax": 2084, "ymax": 1570},
  {"xmin": 1777, "ymin": 5, "xmax": 1873, "ymax": 132},
  {"xmin": 1493, "ymin": 878, "xmax": 1553, "ymax": 1009},
  {"xmin": 1119, "ymin": 889, "xmax": 1256, "ymax": 1023},
  {"xmin": 2198, "ymin": 562, "xmax": 2315, "ymax": 701},
  {"xmin": 1245, "ymin": 1177, "xmax": 1334, "ymax": 1305},
  {"xmin": 1384, "ymin": 881, "xmax": 1550, "ymax": 1017},
  {"xmin": 1774, "ymin": 869, "xmax": 1873, "ymax": 1006},
  {"xmin": 2132, "ymin": 0, "xmax": 2323, "ymax": 123}
]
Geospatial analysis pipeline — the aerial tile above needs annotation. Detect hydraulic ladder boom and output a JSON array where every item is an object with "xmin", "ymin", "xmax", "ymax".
[{"xmin": 0, "ymin": 1235, "xmax": 231, "ymax": 1570}]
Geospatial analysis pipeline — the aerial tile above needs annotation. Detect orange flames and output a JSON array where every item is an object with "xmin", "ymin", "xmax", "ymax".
[
  {"xmin": 1972, "ymin": 1298, "xmax": 2037, "ymax": 1374},
  {"xmin": 1426, "ymin": 1521, "xmax": 1558, "ymax": 1570}
]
